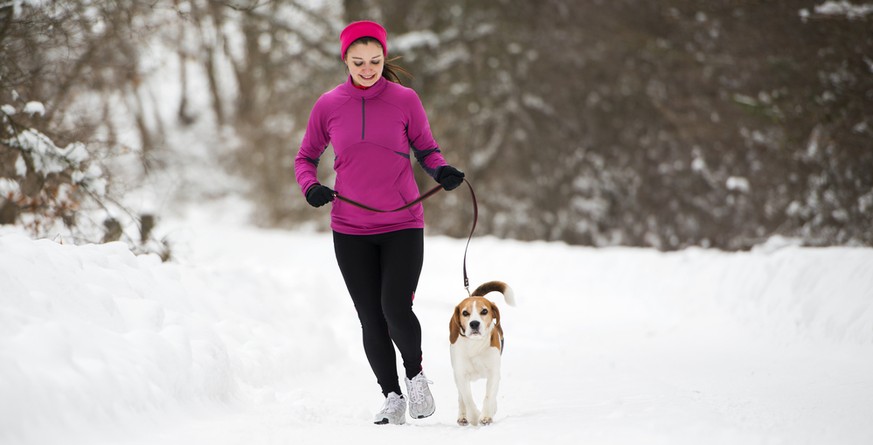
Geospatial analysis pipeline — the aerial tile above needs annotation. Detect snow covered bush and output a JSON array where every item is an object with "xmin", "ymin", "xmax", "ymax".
[
  {"xmin": 0, "ymin": 105, "xmax": 105, "ymax": 234},
  {"xmin": 0, "ymin": 103, "xmax": 168, "ymax": 258},
  {"xmin": 0, "ymin": 1, "xmax": 170, "ymax": 258}
]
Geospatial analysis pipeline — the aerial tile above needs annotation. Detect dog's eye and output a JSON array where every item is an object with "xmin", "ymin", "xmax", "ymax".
[
  {"xmin": 480, "ymin": 309, "xmax": 488, "ymax": 316},
  {"xmin": 462, "ymin": 310, "xmax": 470, "ymax": 317}
]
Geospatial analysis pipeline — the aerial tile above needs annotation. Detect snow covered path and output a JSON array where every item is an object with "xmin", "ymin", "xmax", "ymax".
[{"xmin": 2, "ymin": 221, "xmax": 872, "ymax": 445}]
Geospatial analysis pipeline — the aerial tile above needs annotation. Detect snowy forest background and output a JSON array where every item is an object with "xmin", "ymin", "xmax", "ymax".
[{"xmin": 2, "ymin": 0, "xmax": 872, "ymax": 254}]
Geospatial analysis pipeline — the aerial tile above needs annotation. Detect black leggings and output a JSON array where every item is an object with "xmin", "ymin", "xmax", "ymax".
[{"xmin": 333, "ymin": 228, "xmax": 424, "ymax": 396}]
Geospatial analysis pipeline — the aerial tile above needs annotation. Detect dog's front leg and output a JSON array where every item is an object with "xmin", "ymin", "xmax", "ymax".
[
  {"xmin": 455, "ymin": 376, "xmax": 480, "ymax": 426},
  {"xmin": 480, "ymin": 369, "xmax": 500, "ymax": 425},
  {"xmin": 456, "ymin": 393, "xmax": 468, "ymax": 426}
]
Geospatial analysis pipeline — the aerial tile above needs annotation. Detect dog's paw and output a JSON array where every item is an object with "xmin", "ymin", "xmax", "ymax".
[
  {"xmin": 457, "ymin": 417, "xmax": 469, "ymax": 426},
  {"xmin": 481, "ymin": 417, "xmax": 493, "ymax": 425}
]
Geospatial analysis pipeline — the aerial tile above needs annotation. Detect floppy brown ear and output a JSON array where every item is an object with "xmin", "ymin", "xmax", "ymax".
[
  {"xmin": 449, "ymin": 305, "xmax": 461, "ymax": 344},
  {"xmin": 492, "ymin": 302, "xmax": 504, "ymax": 346},
  {"xmin": 490, "ymin": 302, "xmax": 504, "ymax": 350},
  {"xmin": 491, "ymin": 301, "xmax": 501, "ymax": 328}
]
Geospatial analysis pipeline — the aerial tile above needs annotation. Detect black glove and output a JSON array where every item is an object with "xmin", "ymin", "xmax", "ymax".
[
  {"xmin": 436, "ymin": 165, "xmax": 465, "ymax": 191},
  {"xmin": 305, "ymin": 184, "xmax": 335, "ymax": 208}
]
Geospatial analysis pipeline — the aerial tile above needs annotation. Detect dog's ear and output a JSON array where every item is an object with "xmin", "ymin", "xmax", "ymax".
[
  {"xmin": 490, "ymin": 301, "xmax": 501, "ymax": 328},
  {"xmin": 450, "ymin": 305, "xmax": 461, "ymax": 344},
  {"xmin": 490, "ymin": 302, "xmax": 504, "ymax": 351}
]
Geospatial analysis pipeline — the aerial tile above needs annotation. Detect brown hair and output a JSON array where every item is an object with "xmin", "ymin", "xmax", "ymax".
[{"xmin": 345, "ymin": 37, "xmax": 412, "ymax": 85}]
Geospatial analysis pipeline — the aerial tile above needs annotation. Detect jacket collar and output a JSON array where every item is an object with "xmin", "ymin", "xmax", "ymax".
[{"xmin": 341, "ymin": 75, "xmax": 388, "ymax": 99}]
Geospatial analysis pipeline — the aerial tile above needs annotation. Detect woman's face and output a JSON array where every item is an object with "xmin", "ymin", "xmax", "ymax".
[{"xmin": 344, "ymin": 41, "xmax": 384, "ymax": 87}]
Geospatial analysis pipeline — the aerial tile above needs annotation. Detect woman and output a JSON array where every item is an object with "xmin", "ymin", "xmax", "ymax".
[{"xmin": 294, "ymin": 20, "xmax": 465, "ymax": 425}]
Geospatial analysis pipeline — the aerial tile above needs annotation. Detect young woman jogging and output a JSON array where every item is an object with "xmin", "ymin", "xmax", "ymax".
[{"xmin": 294, "ymin": 20, "xmax": 465, "ymax": 425}]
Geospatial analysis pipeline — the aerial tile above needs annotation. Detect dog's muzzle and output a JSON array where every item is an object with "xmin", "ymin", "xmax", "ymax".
[{"xmin": 469, "ymin": 320, "xmax": 482, "ymax": 336}]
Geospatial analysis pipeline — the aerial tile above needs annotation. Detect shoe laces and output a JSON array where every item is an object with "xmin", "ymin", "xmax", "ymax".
[
  {"xmin": 382, "ymin": 392, "xmax": 404, "ymax": 413},
  {"xmin": 407, "ymin": 374, "xmax": 433, "ymax": 405}
]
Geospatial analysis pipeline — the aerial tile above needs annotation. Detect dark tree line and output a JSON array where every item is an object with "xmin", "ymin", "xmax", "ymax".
[{"xmin": 341, "ymin": 0, "xmax": 872, "ymax": 249}]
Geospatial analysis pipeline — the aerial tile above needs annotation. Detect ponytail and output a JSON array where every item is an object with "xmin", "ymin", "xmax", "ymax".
[{"xmin": 383, "ymin": 56, "xmax": 413, "ymax": 85}]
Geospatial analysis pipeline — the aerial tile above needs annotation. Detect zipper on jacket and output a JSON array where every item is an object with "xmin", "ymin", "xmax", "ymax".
[{"xmin": 361, "ymin": 98, "xmax": 366, "ymax": 139}]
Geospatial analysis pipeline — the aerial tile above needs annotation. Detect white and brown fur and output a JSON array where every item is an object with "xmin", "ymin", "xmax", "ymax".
[{"xmin": 449, "ymin": 280, "xmax": 516, "ymax": 426}]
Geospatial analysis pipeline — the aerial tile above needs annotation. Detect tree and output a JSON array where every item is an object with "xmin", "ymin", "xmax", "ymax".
[
  {"xmin": 333, "ymin": 0, "xmax": 873, "ymax": 249},
  {"xmin": 5, "ymin": 0, "xmax": 869, "ymax": 252},
  {"xmin": 0, "ymin": 1, "xmax": 171, "ymax": 256}
]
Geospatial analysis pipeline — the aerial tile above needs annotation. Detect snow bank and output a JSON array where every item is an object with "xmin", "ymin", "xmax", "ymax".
[
  {"xmin": 1, "ymin": 224, "xmax": 872, "ymax": 445},
  {"xmin": 0, "ymin": 228, "xmax": 345, "ymax": 445}
]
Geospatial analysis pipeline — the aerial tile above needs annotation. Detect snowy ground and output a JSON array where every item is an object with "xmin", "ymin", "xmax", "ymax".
[{"xmin": 2, "ymin": 212, "xmax": 872, "ymax": 445}]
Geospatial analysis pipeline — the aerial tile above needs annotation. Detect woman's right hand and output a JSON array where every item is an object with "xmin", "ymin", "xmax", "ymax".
[{"xmin": 305, "ymin": 184, "xmax": 335, "ymax": 207}]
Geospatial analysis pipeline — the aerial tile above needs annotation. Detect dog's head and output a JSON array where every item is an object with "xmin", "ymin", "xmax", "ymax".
[{"xmin": 450, "ymin": 296, "xmax": 502, "ymax": 346}]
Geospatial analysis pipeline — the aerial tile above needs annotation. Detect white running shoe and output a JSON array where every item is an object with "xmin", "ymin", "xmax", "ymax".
[
  {"xmin": 374, "ymin": 392, "xmax": 406, "ymax": 425},
  {"xmin": 405, "ymin": 372, "xmax": 435, "ymax": 419}
]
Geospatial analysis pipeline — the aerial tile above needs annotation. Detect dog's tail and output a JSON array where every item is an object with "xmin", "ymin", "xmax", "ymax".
[{"xmin": 471, "ymin": 281, "xmax": 516, "ymax": 307}]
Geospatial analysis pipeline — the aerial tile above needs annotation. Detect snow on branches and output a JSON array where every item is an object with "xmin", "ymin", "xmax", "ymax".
[{"xmin": 1, "ymin": 101, "xmax": 168, "ymax": 260}]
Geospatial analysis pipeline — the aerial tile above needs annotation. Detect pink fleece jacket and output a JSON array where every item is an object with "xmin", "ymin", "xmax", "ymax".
[{"xmin": 295, "ymin": 76, "xmax": 448, "ymax": 235}]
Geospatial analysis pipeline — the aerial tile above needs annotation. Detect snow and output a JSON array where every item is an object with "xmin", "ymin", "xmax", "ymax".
[
  {"xmin": 1, "ymin": 213, "xmax": 873, "ymax": 445},
  {"xmin": 22, "ymin": 101, "xmax": 45, "ymax": 117},
  {"xmin": 0, "ymin": 178, "xmax": 19, "ymax": 197},
  {"xmin": 814, "ymin": 1, "xmax": 873, "ymax": 19},
  {"xmin": 726, "ymin": 176, "xmax": 750, "ymax": 193},
  {"xmin": 3, "ymin": 128, "xmax": 91, "ymax": 176},
  {"xmin": 392, "ymin": 31, "xmax": 441, "ymax": 53},
  {"xmin": 1, "ymin": 0, "xmax": 49, "ymax": 19}
]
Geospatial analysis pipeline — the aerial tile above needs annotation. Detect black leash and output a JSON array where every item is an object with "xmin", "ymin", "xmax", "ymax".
[
  {"xmin": 334, "ymin": 178, "xmax": 478, "ymax": 294},
  {"xmin": 334, "ymin": 183, "xmax": 444, "ymax": 213},
  {"xmin": 460, "ymin": 179, "xmax": 477, "ymax": 295}
]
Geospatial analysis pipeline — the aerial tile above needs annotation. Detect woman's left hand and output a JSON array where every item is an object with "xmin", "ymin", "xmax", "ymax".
[{"xmin": 436, "ymin": 165, "xmax": 465, "ymax": 191}]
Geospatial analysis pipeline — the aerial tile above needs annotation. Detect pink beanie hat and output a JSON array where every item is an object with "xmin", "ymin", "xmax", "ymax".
[{"xmin": 340, "ymin": 21, "xmax": 388, "ymax": 59}]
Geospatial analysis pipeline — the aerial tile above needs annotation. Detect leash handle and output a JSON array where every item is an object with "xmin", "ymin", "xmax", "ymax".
[{"xmin": 333, "ymin": 178, "xmax": 479, "ymax": 293}]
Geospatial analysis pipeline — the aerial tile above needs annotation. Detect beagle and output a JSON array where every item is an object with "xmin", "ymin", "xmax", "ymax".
[{"xmin": 449, "ymin": 280, "xmax": 516, "ymax": 426}]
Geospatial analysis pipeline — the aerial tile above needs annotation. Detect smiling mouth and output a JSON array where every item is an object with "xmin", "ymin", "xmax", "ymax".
[{"xmin": 359, "ymin": 73, "xmax": 375, "ymax": 81}]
